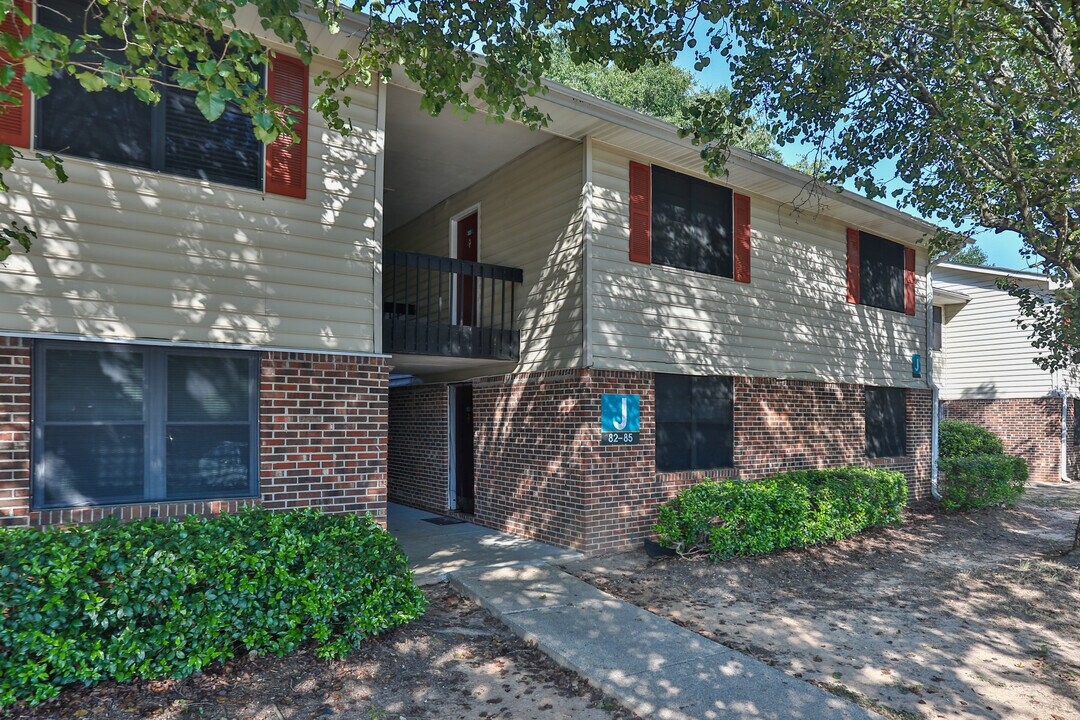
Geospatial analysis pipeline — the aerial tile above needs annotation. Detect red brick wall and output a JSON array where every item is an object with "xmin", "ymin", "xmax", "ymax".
[
  {"xmin": 942, "ymin": 397, "xmax": 1063, "ymax": 483},
  {"xmin": 472, "ymin": 370, "xmax": 593, "ymax": 549},
  {"xmin": 259, "ymin": 351, "xmax": 388, "ymax": 520},
  {"xmin": 0, "ymin": 337, "xmax": 30, "ymax": 527},
  {"xmin": 461, "ymin": 369, "xmax": 933, "ymax": 554},
  {"xmin": 387, "ymin": 383, "xmax": 449, "ymax": 513},
  {"xmin": 1069, "ymin": 397, "xmax": 1078, "ymax": 481},
  {"xmin": 0, "ymin": 339, "xmax": 388, "ymax": 527},
  {"xmin": 736, "ymin": 378, "xmax": 933, "ymax": 500}
]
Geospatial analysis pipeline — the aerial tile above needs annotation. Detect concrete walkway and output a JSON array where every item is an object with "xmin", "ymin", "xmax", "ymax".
[
  {"xmin": 451, "ymin": 563, "xmax": 884, "ymax": 720},
  {"xmin": 387, "ymin": 503, "xmax": 581, "ymax": 585}
]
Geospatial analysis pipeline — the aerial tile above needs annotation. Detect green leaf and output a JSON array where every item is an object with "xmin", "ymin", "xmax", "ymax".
[
  {"xmin": 76, "ymin": 73, "xmax": 107, "ymax": 92},
  {"xmin": 195, "ymin": 89, "xmax": 226, "ymax": 122}
]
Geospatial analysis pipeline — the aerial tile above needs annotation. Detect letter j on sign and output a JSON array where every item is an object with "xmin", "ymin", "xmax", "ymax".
[{"xmin": 601, "ymin": 393, "xmax": 640, "ymax": 445}]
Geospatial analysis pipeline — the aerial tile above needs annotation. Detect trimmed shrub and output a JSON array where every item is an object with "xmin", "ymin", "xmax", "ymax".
[
  {"xmin": 0, "ymin": 509, "xmax": 426, "ymax": 707},
  {"xmin": 939, "ymin": 454, "xmax": 1028, "ymax": 511},
  {"xmin": 939, "ymin": 419, "xmax": 1004, "ymax": 458},
  {"xmin": 654, "ymin": 467, "xmax": 908, "ymax": 560}
]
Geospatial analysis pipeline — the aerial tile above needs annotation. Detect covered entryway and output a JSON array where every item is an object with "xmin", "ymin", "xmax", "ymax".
[{"xmin": 388, "ymin": 503, "xmax": 580, "ymax": 585}]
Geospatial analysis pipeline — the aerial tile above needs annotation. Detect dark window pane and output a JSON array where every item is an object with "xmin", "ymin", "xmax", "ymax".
[
  {"xmin": 164, "ymin": 88, "xmax": 262, "ymax": 188},
  {"xmin": 652, "ymin": 166, "xmax": 733, "ymax": 278},
  {"xmin": 866, "ymin": 387, "xmax": 906, "ymax": 458},
  {"xmin": 860, "ymin": 232, "xmax": 905, "ymax": 313},
  {"xmin": 932, "ymin": 306, "xmax": 943, "ymax": 351},
  {"xmin": 36, "ymin": 0, "xmax": 154, "ymax": 168},
  {"xmin": 168, "ymin": 354, "xmax": 252, "ymax": 422},
  {"xmin": 691, "ymin": 377, "xmax": 734, "ymax": 468},
  {"xmin": 655, "ymin": 373, "xmax": 692, "ymax": 422},
  {"xmin": 692, "ymin": 376, "xmax": 733, "ymax": 422},
  {"xmin": 694, "ymin": 422, "xmax": 732, "ymax": 469},
  {"xmin": 41, "ymin": 425, "xmax": 144, "ymax": 505},
  {"xmin": 166, "ymin": 425, "xmax": 252, "ymax": 498},
  {"xmin": 656, "ymin": 421, "xmax": 692, "ymax": 472},
  {"xmin": 45, "ymin": 347, "xmax": 144, "ymax": 422}
]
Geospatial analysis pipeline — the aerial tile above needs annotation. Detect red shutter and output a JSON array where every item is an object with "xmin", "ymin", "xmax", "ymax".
[
  {"xmin": 0, "ymin": 0, "xmax": 32, "ymax": 148},
  {"xmin": 904, "ymin": 246, "xmax": 917, "ymax": 316},
  {"xmin": 628, "ymin": 161, "xmax": 651, "ymax": 264},
  {"xmin": 846, "ymin": 228, "xmax": 861, "ymax": 304},
  {"xmin": 265, "ymin": 53, "xmax": 308, "ymax": 199},
  {"xmin": 733, "ymin": 192, "xmax": 751, "ymax": 283}
]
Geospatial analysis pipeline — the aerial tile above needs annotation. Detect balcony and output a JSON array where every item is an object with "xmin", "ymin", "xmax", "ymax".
[{"xmin": 383, "ymin": 250, "xmax": 524, "ymax": 361}]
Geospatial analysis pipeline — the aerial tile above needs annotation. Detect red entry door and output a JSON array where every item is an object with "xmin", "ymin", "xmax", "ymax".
[{"xmin": 454, "ymin": 211, "xmax": 478, "ymax": 326}]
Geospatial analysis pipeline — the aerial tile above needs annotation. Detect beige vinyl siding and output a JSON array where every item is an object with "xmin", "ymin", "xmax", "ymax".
[
  {"xmin": 0, "ymin": 57, "xmax": 381, "ymax": 354},
  {"xmin": 934, "ymin": 267, "xmax": 1054, "ymax": 399},
  {"xmin": 587, "ymin": 142, "xmax": 929, "ymax": 387},
  {"xmin": 385, "ymin": 137, "xmax": 585, "ymax": 374}
]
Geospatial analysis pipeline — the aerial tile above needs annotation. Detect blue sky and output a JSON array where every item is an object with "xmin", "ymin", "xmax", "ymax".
[{"xmin": 672, "ymin": 47, "xmax": 1030, "ymax": 270}]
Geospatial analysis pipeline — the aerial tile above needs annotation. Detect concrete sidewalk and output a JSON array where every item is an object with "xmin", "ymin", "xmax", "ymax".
[
  {"xmin": 451, "ymin": 563, "xmax": 883, "ymax": 720},
  {"xmin": 388, "ymin": 503, "xmax": 581, "ymax": 585}
]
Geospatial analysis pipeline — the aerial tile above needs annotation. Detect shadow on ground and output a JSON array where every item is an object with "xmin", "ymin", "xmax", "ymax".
[{"xmin": 562, "ymin": 483, "xmax": 1080, "ymax": 720}]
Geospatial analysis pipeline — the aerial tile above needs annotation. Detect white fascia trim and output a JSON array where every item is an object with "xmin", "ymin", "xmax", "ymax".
[
  {"xmin": 931, "ymin": 287, "xmax": 972, "ymax": 304},
  {"xmin": 0, "ymin": 331, "xmax": 391, "ymax": 360},
  {"xmin": 937, "ymin": 262, "xmax": 1049, "ymax": 283}
]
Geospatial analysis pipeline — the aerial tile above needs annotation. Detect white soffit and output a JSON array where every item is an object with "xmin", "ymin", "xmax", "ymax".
[{"xmin": 383, "ymin": 83, "xmax": 554, "ymax": 232}]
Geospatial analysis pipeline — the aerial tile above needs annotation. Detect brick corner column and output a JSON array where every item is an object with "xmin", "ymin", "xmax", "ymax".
[{"xmin": 0, "ymin": 336, "xmax": 31, "ymax": 528}]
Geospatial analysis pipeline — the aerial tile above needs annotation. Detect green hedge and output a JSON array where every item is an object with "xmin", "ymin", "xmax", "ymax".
[
  {"xmin": 0, "ymin": 509, "xmax": 426, "ymax": 707},
  {"xmin": 654, "ymin": 467, "xmax": 908, "ymax": 560},
  {"xmin": 939, "ymin": 419, "xmax": 1004, "ymax": 458},
  {"xmin": 939, "ymin": 454, "xmax": 1028, "ymax": 511}
]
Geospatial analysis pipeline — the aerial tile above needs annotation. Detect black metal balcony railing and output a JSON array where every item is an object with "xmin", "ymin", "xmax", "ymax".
[{"xmin": 383, "ymin": 250, "xmax": 524, "ymax": 361}]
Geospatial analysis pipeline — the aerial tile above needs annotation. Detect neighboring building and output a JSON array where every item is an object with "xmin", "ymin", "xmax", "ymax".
[
  {"xmin": 1, "ymin": 1, "xmax": 941, "ymax": 553},
  {"xmin": 933, "ymin": 263, "xmax": 1076, "ymax": 484}
]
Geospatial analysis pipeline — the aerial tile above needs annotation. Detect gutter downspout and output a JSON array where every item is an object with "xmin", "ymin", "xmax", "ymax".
[
  {"xmin": 1053, "ymin": 381, "xmax": 1069, "ymax": 482},
  {"xmin": 927, "ymin": 264, "xmax": 942, "ymax": 500},
  {"xmin": 926, "ymin": 242, "xmax": 972, "ymax": 501},
  {"xmin": 1062, "ymin": 391, "xmax": 1069, "ymax": 482}
]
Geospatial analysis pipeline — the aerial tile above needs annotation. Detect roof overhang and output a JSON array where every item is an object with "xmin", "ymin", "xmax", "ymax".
[
  {"xmin": 532, "ymin": 79, "xmax": 957, "ymax": 248},
  {"xmin": 932, "ymin": 287, "xmax": 971, "ymax": 305},
  {"xmin": 937, "ymin": 262, "xmax": 1049, "ymax": 283},
  {"xmin": 379, "ymin": 60, "xmax": 958, "ymax": 248}
]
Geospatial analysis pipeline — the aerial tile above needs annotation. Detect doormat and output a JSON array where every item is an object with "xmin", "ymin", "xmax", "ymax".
[{"xmin": 422, "ymin": 516, "xmax": 468, "ymax": 525}]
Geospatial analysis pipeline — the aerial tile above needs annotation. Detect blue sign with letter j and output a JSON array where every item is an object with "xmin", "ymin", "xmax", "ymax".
[{"xmin": 601, "ymin": 393, "xmax": 640, "ymax": 445}]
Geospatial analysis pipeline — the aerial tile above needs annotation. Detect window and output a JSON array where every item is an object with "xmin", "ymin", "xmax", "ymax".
[
  {"xmin": 35, "ymin": 0, "xmax": 263, "ymax": 189},
  {"xmin": 655, "ymin": 374, "xmax": 734, "ymax": 471},
  {"xmin": 1074, "ymin": 399, "xmax": 1080, "ymax": 446},
  {"xmin": 860, "ymin": 232, "xmax": 906, "ymax": 313},
  {"xmin": 651, "ymin": 165, "xmax": 734, "ymax": 278},
  {"xmin": 932, "ymin": 306, "xmax": 943, "ymax": 351},
  {"xmin": 33, "ymin": 342, "xmax": 258, "ymax": 508},
  {"xmin": 865, "ymin": 387, "xmax": 906, "ymax": 458}
]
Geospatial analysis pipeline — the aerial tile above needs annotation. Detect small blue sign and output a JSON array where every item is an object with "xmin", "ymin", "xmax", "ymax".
[
  {"xmin": 601, "ymin": 393, "xmax": 640, "ymax": 445},
  {"xmin": 912, "ymin": 353, "xmax": 922, "ymax": 378}
]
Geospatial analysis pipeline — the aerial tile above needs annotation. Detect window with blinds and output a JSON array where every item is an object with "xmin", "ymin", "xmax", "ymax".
[
  {"xmin": 35, "ymin": 0, "xmax": 263, "ymax": 190},
  {"xmin": 33, "ymin": 341, "xmax": 258, "ymax": 508}
]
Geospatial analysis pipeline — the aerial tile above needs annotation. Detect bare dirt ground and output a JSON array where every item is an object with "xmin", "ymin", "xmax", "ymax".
[
  {"xmin": 562, "ymin": 483, "xmax": 1080, "ymax": 720},
  {"xmin": 6, "ymin": 584, "xmax": 640, "ymax": 720}
]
